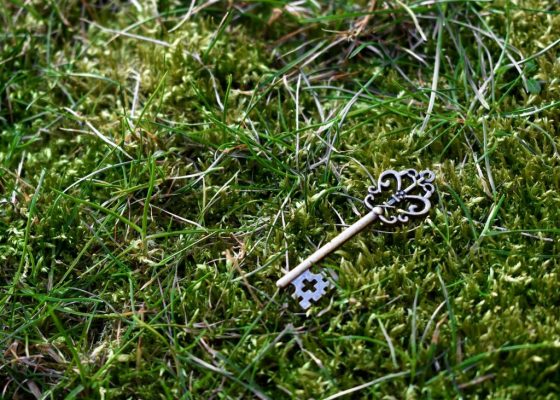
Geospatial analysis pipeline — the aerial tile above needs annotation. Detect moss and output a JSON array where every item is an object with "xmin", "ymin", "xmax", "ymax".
[{"xmin": 1, "ymin": 1, "xmax": 560, "ymax": 399}]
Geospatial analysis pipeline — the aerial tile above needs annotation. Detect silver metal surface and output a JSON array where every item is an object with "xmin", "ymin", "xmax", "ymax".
[{"xmin": 290, "ymin": 269, "xmax": 334, "ymax": 310}]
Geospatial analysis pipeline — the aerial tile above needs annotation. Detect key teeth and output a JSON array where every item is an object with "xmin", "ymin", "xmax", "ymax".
[{"xmin": 290, "ymin": 270, "xmax": 334, "ymax": 310}]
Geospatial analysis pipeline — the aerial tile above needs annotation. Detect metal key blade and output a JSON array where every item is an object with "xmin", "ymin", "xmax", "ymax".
[{"xmin": 291, "ymin": 270, "xmax": 334, "ymax": 310}]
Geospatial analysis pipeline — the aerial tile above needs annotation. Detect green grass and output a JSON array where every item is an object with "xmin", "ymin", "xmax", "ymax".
[{"xmin": 1, "ymin": 0, "xmax": 560, "ymax": 398}]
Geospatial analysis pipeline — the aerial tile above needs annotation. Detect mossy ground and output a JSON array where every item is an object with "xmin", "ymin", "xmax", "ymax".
[{"xmin": 1, "ymin": 1, "xmax": 560, "ymax": 399}]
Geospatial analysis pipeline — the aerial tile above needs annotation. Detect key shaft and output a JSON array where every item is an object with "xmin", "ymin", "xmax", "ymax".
[{"xmin": 276, "ymin": 206, "xmax": 384, "ymax": 288}]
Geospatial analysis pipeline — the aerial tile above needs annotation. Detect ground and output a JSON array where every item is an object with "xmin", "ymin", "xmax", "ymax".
[{"xmin": 1, "ymin": 1, "xmax": 560, "ymax": 399}]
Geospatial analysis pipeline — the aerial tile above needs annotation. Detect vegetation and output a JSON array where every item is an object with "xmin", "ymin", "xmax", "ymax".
[{"xmin": 1, "ymin": 0, "xmax": 559, "ymax": 398}]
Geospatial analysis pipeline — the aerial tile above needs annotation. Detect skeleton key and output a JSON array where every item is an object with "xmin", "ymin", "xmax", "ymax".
[{"xmin": 277, "ymin": 168, "xmax": 436, "ymax": 310}]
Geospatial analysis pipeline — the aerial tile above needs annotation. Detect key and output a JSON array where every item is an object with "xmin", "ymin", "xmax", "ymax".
[{"xmin": 277, "ymin": 168, "xmax": 436, "ymax": 310}]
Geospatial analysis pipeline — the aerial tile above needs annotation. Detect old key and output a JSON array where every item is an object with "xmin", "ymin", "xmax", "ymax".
[{"xmin": 277, "ymin": 168, "xmax": 436, "ymax": 310}]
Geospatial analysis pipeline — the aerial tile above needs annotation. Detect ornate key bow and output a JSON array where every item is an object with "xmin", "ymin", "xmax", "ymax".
[{"xmin": 277, "ymin": 168, "xmax": 436, "ymax": 310}]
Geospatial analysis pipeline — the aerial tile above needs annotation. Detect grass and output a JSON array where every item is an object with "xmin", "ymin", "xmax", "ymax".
[{"xmin": 1, "ymin": 0, "xmax": 560, "ymax": 398}]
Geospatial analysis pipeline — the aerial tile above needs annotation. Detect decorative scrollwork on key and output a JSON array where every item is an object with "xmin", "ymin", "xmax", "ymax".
[{"xmin": 364, "ymin": 169, "xmax": 436, "ymax": 225}]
